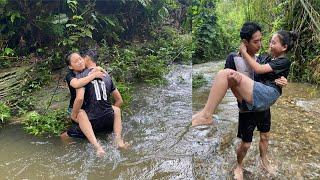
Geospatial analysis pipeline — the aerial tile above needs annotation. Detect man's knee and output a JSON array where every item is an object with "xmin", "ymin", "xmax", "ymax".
[
  {"xmin": 260, "ymin": 132, "xmax": 269, "ymax": 142},
  {"xmin": 240, "ymin": 141, "xmax": 251, "ymax": 151}
]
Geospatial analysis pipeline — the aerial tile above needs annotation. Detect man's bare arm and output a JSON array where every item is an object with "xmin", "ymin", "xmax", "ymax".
[{"xmin": 111, "ymin": 89, "xmax": 123, "ymax": 108}]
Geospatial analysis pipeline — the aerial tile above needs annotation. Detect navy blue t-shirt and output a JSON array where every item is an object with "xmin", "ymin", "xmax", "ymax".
[{"xmin": 76, "ymin": 68, "xmax": 116, "ymax": 120}]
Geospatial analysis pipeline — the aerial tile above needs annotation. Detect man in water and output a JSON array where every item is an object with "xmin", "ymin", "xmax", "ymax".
[
  {"xmin": 227, "ymin": 22, "xmax": 288, "ymax": 179},
  {"xmin": 61, "ymin": 52, "xmax": 128, "ymax": 156},
  {"xmin": 193, "ymin": 22, "xmax": 287, "ymax": 179}
]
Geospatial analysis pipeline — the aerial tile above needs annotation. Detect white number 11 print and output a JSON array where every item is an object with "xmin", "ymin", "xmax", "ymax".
[{"xmin": 91, "ymin": 80, "xmax": 108, "ymax": 100}]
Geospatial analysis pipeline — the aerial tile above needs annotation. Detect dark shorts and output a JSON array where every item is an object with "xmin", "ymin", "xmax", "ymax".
[
  {"xmin": 237, "ymin": 109, "xmax": 271, "ymax": 142},
  {"xmin": 67, "ymin": 113, "xmax": 114, "ymax": 139}
]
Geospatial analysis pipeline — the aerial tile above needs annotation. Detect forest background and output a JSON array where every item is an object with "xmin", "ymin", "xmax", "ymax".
[{"xmin": 0, "ymin": 0, "xmax": 319, "ymax": 135}]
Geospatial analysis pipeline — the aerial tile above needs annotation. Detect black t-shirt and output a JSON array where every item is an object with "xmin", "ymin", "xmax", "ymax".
[
  {"xmin": 258, "ymin": 56, "xmax": 291, "ymax": 95},
  {"xmin": 225, "ymin": 53, "xmax": 291, "ymax": 94},
  {"xmin": 65, "ymin": 69, "xmax": 76, "ymax": 108},
  {"xmin": 76, "ymin": 68, "xmax": 116, "ymax": 120},
  {"xmin": 224, "ymin": 52, "xmax": 237, "ymax": 71}
]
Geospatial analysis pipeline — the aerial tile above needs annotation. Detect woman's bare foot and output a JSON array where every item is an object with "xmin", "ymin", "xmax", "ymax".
[
  {"xmin": 60, "ymin": 132, "xmax": 76, "ymax": 145},
  {"xmin": 95, "ymin": 145, "xmax": 106, "ymax": 157},
  {"xmin": 233, "ymin": 165, "xmax": 243, "ymax": 180},
  {"xmin": 115, "ymin": 136, "xmax": 130, "ymax": 149},
  {"xmin": 191, "ymin": 111, "xmax": 213, "ymax": 127}
]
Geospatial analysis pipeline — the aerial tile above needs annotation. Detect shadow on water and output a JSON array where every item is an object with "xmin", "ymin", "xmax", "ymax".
[{"xmin": 192, "ymin": 61, "xmax": 320, "ymax": 179}]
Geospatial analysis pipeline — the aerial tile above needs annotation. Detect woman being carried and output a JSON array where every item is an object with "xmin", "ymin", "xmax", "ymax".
[{"xmin": 192, "ymin": 30, "xmax": 297, "ymax": 126}]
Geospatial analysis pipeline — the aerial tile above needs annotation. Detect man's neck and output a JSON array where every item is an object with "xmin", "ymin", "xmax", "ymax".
[
  {"xmin": 87, "ymin": 62, "xmax": 97, "ymax": 69},
  {"xmin": 247, "ymin": 51, "xmax": 256, "ymax": 58}
]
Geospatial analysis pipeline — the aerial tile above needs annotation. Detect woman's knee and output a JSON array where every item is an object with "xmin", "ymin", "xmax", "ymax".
[{"xmin": 218, "ymin": 68, "xmax": 235, "ymax": 74}]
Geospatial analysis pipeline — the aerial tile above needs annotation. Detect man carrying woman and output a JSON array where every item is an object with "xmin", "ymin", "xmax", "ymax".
[
  {"xmin": 192, "ymin": 22, "xmax": 297, "ymax": 179},
  {"xmin": 61, "ymin": 51, "xmax": 129, "ymax": 156}
]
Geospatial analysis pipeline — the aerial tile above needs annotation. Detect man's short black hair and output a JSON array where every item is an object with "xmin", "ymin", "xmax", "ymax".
[
  {"xmin": 240, "ymin": 22, "xmax": 262, "ymax": 41},
  {"xmin": 84, "ymin": 49, "xmax": 98, "ymax": 63}
]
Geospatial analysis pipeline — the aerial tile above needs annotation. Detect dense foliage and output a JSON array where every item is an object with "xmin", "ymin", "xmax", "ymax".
[
  {"xmin": 192, "ymin": 73, "xmax": 207, "ymax": 89},
  {"xmin": 198, "ymin": 0, "xmax": 320, "ymax": 83},
  {"xmin": 23, "ymin": 110, "xmax": 69, "ymax": 136},
  {"xmin": 0, "ymin": 101, "xmax": 11, "ymax": 123},
  {"xmin": 0, "ymin": 0, "xmax": 192, "ymax": 134},
  {"xmin": 191, "ymin": 0, "xmax": 227, "ymax": 63},
  {"xmin": 0, "ymin": 0, "xmax": 190, "ymax": 67}
]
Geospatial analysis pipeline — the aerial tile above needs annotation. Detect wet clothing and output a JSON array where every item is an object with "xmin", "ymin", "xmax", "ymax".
[
  {"xmin": 225, "ymin": 52, "xmax": 254, "ymax": 79},
  {"xmin": 65, "ymin": 69, "xmax": 76, "ymax": 108},
  {"xmin": 66, "ymin": 68, "xmax": 117, "ymax": 139},
  {"xmin": 224, "ymin": 53, "xmax": 272, "ymax": 142},
  {"xmin": 237, "ymin": 110, "xmax": 271, "ymax": 142},
  {"xmin": 76, "ymin": 68, "xmax": 116, "ymax": 120},
  {"xmin": 67, "ymin": 113, "xmax": 114, "ymax": 138}
]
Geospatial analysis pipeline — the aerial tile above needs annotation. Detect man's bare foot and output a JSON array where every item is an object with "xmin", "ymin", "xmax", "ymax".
[
  {"xmin": 261, "ymin": 159, "xmax": 276, "ymax": 175},
  {"xmin": 191, "ymin": 112, "xmax": 213, "ymax": 127},
  {"xmin": 96, "ymin": 145, "xmax": 106, "ymax": 157},
  {"xmin": 233, "ymin": 165, "xmax": 243, "ymax": 180},
  {"xmin": 115, "ymin": 137, "xmax": 130, "ymax": 149}
]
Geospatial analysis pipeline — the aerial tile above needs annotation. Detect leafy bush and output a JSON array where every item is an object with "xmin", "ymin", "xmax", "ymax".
[
  {"xmin": 0, "ymin": 101, "xmax": 11, "ymax": 123},
  {"xmin": 191, "ymin": 0, "xmax": 227, "ymax": 63},
  {"xmin": 171, "ymin": 34, "xmax": 193, "ymax": 63},
  {"xmin": 111, "ymin": 80, "xmax": 133, "ymax": 110},
  {"xmin": 151, "ymin": 26, "xmax": 193, "ymax": 64},
  {"xmin": 6, "ymin": 61, "xmax": 52, "ymax": 115},
  {"xmin": 136, "ymin": 55, "xmax": 168, "ymax": 85},
  {"xmin": 23, "ymin": 110, "xmax": 69, "ymax": 136},
  {"xmin": 192, "ymin": 73, "xmax": 207, "ymax": 89}
]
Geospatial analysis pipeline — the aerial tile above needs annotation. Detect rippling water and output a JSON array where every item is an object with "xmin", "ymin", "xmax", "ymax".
[
  {"xmin": 1, "ymin": 62, "xmax": 319, "ymax": 179},
  {"xmin": 1, "ymin": 64, "xmax": 196, "ymax": 179}
]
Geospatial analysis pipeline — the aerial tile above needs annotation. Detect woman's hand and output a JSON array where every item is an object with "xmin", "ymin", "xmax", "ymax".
[
  {"xmin": 275, "ymin": 76, "xmax": 288, "ymax": 88},
  {"xmin": 239, "ymin": 43, "xmax": 247, "ymax": 56},
  {"xmin": 96, "ymin": 66, "xmax": 107, "ymax": 74}
]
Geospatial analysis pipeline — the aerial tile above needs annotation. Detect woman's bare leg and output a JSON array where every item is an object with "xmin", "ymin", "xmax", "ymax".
[
  {"xmin": 76, "ymin": 110, "xmax": 105, "ymax": 156},
  {"xmin": 112, "ymin": 106, "xmax": 129, "ymax": 149},
  {"xmin": 192, "ymin": 69, "xmax": 254, "ymax": 126}
]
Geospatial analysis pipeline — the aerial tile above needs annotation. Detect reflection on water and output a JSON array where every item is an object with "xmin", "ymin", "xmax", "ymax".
[{"xmin": 192, "ymin": 61, "xmax": 320, "ymax": 179}]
